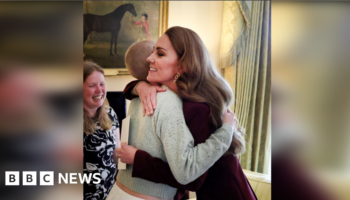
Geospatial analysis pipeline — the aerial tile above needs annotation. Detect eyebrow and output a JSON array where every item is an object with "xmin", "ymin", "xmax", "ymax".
[{"xmin": 155, "ymin": 46, "xmax": 167, "ymax": 52}]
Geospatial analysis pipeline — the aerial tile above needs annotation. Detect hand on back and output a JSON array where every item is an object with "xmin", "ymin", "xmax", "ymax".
[{"xmin": 223, "ymin": 109, "xmax": 238, "ymax": 130}]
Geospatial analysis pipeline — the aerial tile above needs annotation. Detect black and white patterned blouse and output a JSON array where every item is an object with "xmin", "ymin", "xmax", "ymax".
[{"xmin": 84, "ymin": 106, "xmax": 119, "ymax": 200}]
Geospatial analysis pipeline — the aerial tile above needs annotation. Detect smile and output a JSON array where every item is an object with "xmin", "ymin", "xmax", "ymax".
[
  {"xmin": 150, "ymin": 68, "xmax": 157, "ymax": 72},
  {"xmin": 92, "ymin": 95, "xmax": 103, "ymax": 100}
]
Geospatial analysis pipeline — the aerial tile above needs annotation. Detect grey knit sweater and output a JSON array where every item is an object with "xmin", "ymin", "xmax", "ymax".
[{"xmin": 117, "ymin": 86, "xmax": 233, "ymax": 199}]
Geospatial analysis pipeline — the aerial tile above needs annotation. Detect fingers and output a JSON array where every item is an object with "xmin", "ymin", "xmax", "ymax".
[
  {"xmin": 141, "ymin": 98, "xmax": 147, "ymax": 116},
  {"xmin": 115, "ymin": 147, "xmax": 123, "ymax": 158},
  {"xmin": 142, "ymin": 95, "xmax": 153, "ymax": 116},
  {"xmin": 151, "ymin": 90, "xmax": 157, "ymax": 110},
  {"xmin": 223, "ymin": 108, "xmax": 238, "ymax": 127},
  {"xmin": 146, "ymin": 96, "xmax": 153, "ymax": 115},
  {"xmin": 139, "ymin": 84, "xmax": 163, "ymax": 116},
  {"xmin": 227, "ymin": 109, "xmax": 238, "ymax": 127}
]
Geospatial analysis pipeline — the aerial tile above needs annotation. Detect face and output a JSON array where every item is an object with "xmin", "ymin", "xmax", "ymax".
[
  {"xmin": 83, "ymin": 71, "xmax": 106, "ymax": 114},
  {"xmin": 141, "ymin": 16, "xmax": 146, "ymax": 21},
  {"xmin": 146, "ymin": 34, "xmax": 180, "ymax": 86}
]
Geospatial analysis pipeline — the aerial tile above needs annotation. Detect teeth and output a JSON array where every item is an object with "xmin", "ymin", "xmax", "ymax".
[
  {"xmin": 92, "ymin": 95, "xmax": 103, "ymax": 99},
  {"xmin": 150, "ymin": 68, "xmax": 156, "ymax": 71}
]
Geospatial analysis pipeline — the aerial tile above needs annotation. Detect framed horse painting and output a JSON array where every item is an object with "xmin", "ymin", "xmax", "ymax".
[{"xmin": 83, "ymin": 1, "xmax": 168, "ymax": 75}]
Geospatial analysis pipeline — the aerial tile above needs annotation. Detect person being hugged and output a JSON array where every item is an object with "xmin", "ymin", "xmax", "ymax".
[{"xmin": 118, "ymin": 27, "xmax": 257, "ymax": 200}]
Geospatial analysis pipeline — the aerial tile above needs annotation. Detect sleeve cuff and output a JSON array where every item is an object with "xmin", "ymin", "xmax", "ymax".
[
  {"xmin": 132, "ymin": 150, "xmax": 148, "ymax": 177},
  {"xmin": 222, "ymin": 123, "xmax": 234, "ymax": 141}
]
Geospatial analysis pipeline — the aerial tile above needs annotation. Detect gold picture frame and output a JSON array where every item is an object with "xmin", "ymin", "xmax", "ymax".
[
  {"xmin": 158, "ymin": 0, "xmax": 169, "ymax": 37},
  {"xmin": 83, "ymin": 1, "xmax": 169, "ymax": 76}
]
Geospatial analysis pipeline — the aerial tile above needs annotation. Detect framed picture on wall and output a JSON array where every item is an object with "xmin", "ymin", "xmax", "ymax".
[{"xmin": 83, "ymin": 1, "xmax": 168, "ymax": 75}]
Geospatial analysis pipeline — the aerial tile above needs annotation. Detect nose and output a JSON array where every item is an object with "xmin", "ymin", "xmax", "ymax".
[
  {"xmin": 147, "ymin": 55, "xmax": 154, "ymax": 63},
  {"xmin": 96, "ymin": 85, "xmax": 102, "ymax": 93}
]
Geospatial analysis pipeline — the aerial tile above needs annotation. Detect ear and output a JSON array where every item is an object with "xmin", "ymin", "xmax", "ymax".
[{"xmin": 177, "ymin": 64, "xmax": 185, "ymax": 74}]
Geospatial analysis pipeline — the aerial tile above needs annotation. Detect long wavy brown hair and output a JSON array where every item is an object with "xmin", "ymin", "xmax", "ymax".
[
  {"xmin": 83, "ymin": 61, "xmax": 113, "ymax": 135},
  {"xmin": 165, "ymin": 26, "xmax": 245, "ymax": 155}
]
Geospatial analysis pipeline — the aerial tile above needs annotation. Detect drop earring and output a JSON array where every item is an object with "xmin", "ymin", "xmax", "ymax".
[{"xmin": 174, "ymin": 73, "xmax": 180, "ymax": 84}]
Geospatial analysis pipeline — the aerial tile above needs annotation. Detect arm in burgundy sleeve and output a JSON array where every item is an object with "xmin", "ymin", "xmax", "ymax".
[
  {"xmin": 132, "ymin": 102, "xmax": 214, "ymax": 191},
  {"xmin": 132, "ymin": 150, "xmax": 207, "ymax": 191},
  {"xmin": 123, "ymin": 80, "xmax": 140, "ymax": 100}
]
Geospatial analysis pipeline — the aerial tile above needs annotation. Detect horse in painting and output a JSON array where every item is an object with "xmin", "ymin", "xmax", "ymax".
[{"xmin": 84, "ymin": 4, "xmax": 137, "ymax": 55}]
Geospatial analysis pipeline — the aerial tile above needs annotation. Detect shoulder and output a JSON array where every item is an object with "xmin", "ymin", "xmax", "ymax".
[
  {"xmin": 183, "ymin": 100, "xmax": 210, "ymax": 119},
  {"xmin": 106, "ymin": 105, "xmax": 118, "ymax": 122},
  {"xmin": 106, "ymin": 105, "xmax": 115, "ymax": 115},
  {"xmin": 156, "ymin": 86, "xmax": 182, "ymax": 106},
  {"xmin": 154, "ymin": 87, "xmax": 183, "ymax": 118}
]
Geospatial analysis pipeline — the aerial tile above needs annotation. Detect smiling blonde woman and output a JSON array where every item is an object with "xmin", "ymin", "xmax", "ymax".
[{"xmin": 83, "ymin": 61, "xmax": 121, "ymax": 200}]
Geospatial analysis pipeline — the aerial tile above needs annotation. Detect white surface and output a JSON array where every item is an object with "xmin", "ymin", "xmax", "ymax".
[
  {"xmin": 118, "ymin": 116, "xmax": 131, "ymax": 170},
  {"xmin": 189, "ymin": 191, "xmax": 196, "ymax": 199}
]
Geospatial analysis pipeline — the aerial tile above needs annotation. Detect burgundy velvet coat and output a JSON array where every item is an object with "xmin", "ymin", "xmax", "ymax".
[{"xmin": 123, "ymin": 81, "xmax": 257, "ymax": 200}]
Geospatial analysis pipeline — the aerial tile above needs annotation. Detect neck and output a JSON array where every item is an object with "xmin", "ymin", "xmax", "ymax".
[
  {"xmin": 112, "ymin": 6, "xmax": 128, "ymax": 17},
  {"xmin": 163, "ymin": 82, "xmax": 178, "ymax": 95},
  {"xmin": 84, "ymin": 106, "xmax": 98, "ymax": 118}
]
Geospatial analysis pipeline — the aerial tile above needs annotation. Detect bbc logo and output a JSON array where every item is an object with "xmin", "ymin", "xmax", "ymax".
[{"xmin": 5, "ymin": 171, "xmax": 54, "ymax": 186}]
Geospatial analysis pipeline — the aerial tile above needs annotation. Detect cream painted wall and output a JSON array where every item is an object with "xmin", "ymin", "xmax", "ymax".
[
  {"xmin": 105, "ymin": 75, "xmax": 136, "ymax": 112},
  {"xmin": 106, "ymin": 1, "xmax": 224, "ymax": 112},
  {"xmin": 168, "ymin": 1, "xmax": 224, "ymax": 66}
]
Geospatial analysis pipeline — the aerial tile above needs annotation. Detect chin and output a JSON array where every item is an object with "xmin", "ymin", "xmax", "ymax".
[
  {"xmin": 146, "ymin": 76, "xmax": 154, "ymax": 82},
  {"xmin": 99, "ymin": 101, "xmax": 104, "ymax": 106},
  {"xmin": 95, "ymin": 101, "xmax": 104, "ymax": 108},
  {"xmin": 147, "ymin": 74, "xmax": 163, "ymax": 84}
]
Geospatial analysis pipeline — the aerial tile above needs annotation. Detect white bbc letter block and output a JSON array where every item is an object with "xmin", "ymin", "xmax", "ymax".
[
  {"xmin": 70, "ymin": 173, "xmax": 77, "ymax": 184},
  {"xmin": 40, "ymin": 171, "xmax": 54, "ymax": 186},
  {"xmin": 23, "ymin": 171, "xmax": 37, "ymax": 186},
  {"xmin": 5, "ymin": 171, "xmax": 19, "ymax": 186}
]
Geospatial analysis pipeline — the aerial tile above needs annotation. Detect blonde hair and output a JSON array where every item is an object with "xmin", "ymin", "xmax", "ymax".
[
  {"xmin": 125, "ymin": 40, "xmax": 155, "ymax": 80},
  {"xmin": 83, "ymin": 61, "xmax": 113, "ymax": 135},
  {"xmin": 165, "ymin": 26, "xmax": 245, "ymax": 155}
]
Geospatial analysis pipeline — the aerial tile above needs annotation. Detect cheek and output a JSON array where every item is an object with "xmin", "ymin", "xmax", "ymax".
[
  {"xmin": 165, "ymin": 60, "xmax": 179, "ymax": 75},
  {"xmin": 83, "ymin": 88, "xmax": 94, "ymax": 98},
  {"xmin": 159, "ymin": 58, "xmax": 178, "ymax": 71},
  {"xmin": 83, "ymin": 93, "xmax": 90, "ymax": 103},
  {"xmin": 102, "ymin": 87, "xmax": 107, "ymax": 97}
]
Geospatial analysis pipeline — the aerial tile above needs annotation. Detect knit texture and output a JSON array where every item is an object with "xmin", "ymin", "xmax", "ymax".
[{"xmin": 117, "ymin": 86, "xmax": 233, "ymax": 199}]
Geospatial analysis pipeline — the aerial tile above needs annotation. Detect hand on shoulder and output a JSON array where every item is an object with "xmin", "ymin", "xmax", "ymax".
[{"xmin": 135, "ymin": 81, "xmax": 166, "ymax": 116}]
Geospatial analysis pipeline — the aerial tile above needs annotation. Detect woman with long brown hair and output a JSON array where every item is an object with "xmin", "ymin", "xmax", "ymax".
[
  {"xmin": 83, "ymin": 61, "xmax": 120, "ymax": 200},
  {"xmin": 117, "ymin": 26, "xmax": 256, "ymax": 200}
]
